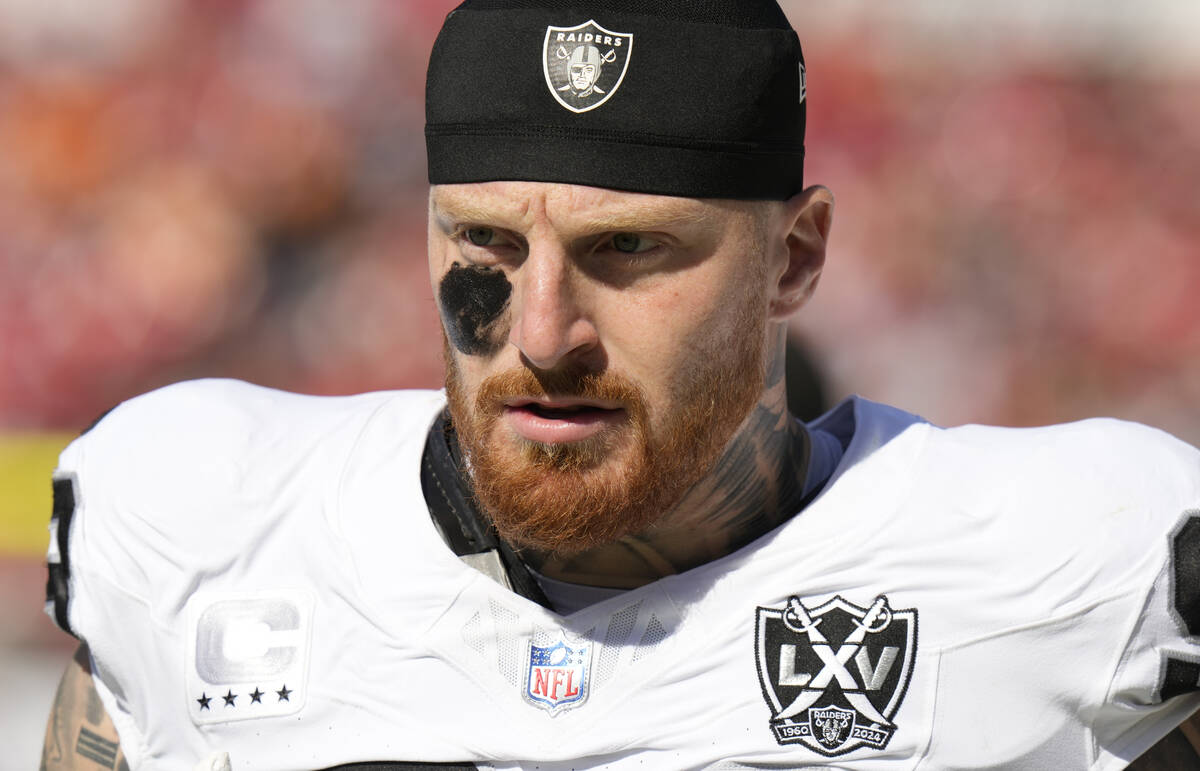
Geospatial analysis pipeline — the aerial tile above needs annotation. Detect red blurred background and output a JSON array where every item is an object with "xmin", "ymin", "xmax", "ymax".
[{"xmin": 0, "ymin": 1, "xmax": 1197, "ymax": 765}]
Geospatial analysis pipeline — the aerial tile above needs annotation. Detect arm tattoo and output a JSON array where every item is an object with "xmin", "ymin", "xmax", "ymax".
[
  {"xmin": 76, "ymin": 727, "xmax": 119, "ymax": 767},
  {"xmin": 42, "ymin": 644, "xmax": 128, "ymax": 770},
  {"xmin": 40, "ymin": 651, "xmax": 73, "ymax": 770}
]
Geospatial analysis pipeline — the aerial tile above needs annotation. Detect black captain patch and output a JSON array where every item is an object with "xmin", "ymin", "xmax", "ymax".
[{"xmin": 754, "ymin": 594, "xmax": 917, "ymax": 757}]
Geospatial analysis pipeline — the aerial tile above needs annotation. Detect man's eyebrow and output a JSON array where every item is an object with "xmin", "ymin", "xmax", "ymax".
[
  {"xmin": 572, "ymin": 206, "xmax": 710, "ymax": 234},
  {"xmin": 431, "ymin": 198, "xmax": 521, "ymax": 229},
  {"xmin": 432, "ymin": 196, "xmax": 710, "ymax": 233}
]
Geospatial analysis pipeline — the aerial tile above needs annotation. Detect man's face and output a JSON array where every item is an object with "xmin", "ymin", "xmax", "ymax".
[
  {"xmin": 429, "ymin": 182, "xmax": 776, "ymax": 554},
  {"xmin": 570, "ymin": 63, "xmax": 597, "ymax": 90}
]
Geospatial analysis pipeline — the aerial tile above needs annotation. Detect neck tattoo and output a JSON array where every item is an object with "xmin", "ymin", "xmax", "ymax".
[{"xmin": 529, "ymin": 328, "xmax": 811, "ymax": 589}]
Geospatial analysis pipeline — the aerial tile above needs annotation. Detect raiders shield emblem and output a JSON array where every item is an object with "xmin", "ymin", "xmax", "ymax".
[
  {"xmin": 755, "ymin": 594, "xmax": 917, "ymax": 757},
  {"xmin": 542, "ymin": 20, "xmax": 633, "ymax": 113}
]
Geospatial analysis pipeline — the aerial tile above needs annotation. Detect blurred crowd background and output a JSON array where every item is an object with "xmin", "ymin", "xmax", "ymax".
[{"xmin": 0, "ymin": 0, "xmax": 1197, "ymax": 765}]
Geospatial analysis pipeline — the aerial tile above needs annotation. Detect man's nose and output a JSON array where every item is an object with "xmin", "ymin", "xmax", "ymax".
[{"xmin": 509, "ymin": 246, "xmax": 598, "ymax": 370}]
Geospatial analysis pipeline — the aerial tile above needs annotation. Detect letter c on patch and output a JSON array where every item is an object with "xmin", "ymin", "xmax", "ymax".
[{"xmin": 195, "ymin": 597, "xmax": 302, "ymax": 684}]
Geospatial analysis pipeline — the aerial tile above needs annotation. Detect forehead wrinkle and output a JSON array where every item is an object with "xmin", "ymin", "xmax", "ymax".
[{"xmin": 432, "ymin": 184, "xmax": 744, "ymax": 243}]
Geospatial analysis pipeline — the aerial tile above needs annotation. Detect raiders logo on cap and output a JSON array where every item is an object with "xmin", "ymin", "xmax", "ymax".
[{"xmin": 542, "ymin": 20, "xmax": 633, "ymax": 113}]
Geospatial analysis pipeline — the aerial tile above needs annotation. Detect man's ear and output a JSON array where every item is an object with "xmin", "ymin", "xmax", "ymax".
[{"xmin": 769, "ymin": 185, "xmax": 834, "ymax": 320}]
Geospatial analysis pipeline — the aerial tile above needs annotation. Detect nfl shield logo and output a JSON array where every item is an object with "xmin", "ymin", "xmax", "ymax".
[
  {"xmin": 542, "ymin": 20, "xmax": 633, "ymax": 113},
  {"xmin": 754, "ymin": 594, "xmax": 917, "ymax": 757},
  {"xmin": 524, "ymin": 633, "xmax": 592, "ymax": 715}
]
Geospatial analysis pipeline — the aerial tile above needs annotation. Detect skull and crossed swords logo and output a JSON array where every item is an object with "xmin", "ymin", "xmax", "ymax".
[
  {"xmin": 755, "ymin": 594, "xmax": 917, "ymax": 757},
  {"xmin": 542, "ymin": 20, "xmax": 633, "ymax": 113}
]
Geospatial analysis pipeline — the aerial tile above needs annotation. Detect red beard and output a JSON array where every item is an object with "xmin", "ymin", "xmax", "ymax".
[{"xmin": 444, "ymin": 325, "xmax": 764, "ymax": 555}]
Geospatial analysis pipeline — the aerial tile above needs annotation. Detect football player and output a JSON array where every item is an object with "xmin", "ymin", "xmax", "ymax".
[{"xmin": 41, "ymin": 1, "xmax": 1200, "ymax": 768}]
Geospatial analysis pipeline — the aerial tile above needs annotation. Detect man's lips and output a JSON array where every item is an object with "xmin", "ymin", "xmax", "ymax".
[{"xmin": 501, "ymin": 398, "xmax": 626, "ymax": 443}]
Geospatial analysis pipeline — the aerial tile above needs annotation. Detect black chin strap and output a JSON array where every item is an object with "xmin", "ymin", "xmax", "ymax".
[{"xmin": 420, "ymin": 410, "xmax": 551, "ymax": 608}]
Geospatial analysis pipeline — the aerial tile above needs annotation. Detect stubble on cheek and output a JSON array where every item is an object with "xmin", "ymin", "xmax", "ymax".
[{"xmin": 438, "ymin": 262, "xmax": 512, "ymax": 356}]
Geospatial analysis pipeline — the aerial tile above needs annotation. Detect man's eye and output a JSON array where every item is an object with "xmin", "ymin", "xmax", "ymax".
[
  {"xmin": 465, "ymin": 227, "xmax": 497, "ymax": 246},
  {"xmin": 610, "ymin": 233, "xmax": 655, "ymax": 254}
]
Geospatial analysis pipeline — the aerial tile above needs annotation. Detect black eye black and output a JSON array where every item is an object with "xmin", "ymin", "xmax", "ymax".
[{"xmin": 466, "ymin": 227, "xmax": 494, "ymax": 246}]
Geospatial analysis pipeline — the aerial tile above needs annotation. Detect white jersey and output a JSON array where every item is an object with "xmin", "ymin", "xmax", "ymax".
[{"xmin": 46, "ymin": 378, "xmax": 1200, "ymax": 770}]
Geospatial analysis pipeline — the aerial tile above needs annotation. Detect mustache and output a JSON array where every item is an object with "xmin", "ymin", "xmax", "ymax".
[{"xmin": 474, "ymin": 365, "xmax": 647, "ymax": 417}]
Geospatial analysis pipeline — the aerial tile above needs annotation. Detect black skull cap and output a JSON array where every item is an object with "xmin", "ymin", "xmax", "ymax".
[{"xmin": 425, "ymin": 0, "xmax": 806, "ymax": 200}]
